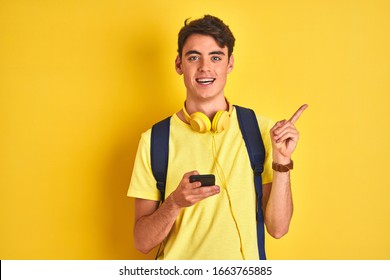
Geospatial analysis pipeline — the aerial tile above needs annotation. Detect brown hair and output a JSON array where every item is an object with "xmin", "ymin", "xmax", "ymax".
[{"xmin": 177, "ymin": 15, "xmax": 235, "ymax": 59}]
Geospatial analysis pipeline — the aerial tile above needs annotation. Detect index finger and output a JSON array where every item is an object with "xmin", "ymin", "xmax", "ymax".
[{"xmin": 289, "ymin": 104, "xmax": 308, "ymax": 124}]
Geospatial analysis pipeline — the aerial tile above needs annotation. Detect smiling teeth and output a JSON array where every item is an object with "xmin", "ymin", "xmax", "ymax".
[{"xmin": 196, "ymin": 78, "xmax": 215, "ymax": 84}]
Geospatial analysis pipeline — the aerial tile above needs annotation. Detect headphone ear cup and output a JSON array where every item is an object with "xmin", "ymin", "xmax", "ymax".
[
  {"xmin": 212, "ymin": 110, "xmax": 230, "ymax": 133},
  {"xmin": 190, "ymin": 112, "xmax": 211, "ymax": 133}
]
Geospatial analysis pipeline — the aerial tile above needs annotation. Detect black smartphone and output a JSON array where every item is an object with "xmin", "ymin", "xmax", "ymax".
[{"xmin": 189, "ymin": 174, "xmax": 215, "ymax": 186}]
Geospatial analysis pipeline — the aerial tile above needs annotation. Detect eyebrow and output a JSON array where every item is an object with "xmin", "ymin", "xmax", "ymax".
[{"xmin": 184, "ymin": 50, "xmax": 226, "ymax": 56}]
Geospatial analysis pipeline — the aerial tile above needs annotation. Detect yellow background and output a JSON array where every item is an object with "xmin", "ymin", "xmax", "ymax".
[{"xmin": 1, "ymin": 0, "xmax": 389, "ymax": 260}]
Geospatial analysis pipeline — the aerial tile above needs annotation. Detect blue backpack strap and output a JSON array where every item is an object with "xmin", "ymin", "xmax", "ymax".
[
  {"xmin": 235, "ymin": 105, "xmax": 267, "ymax": 260},
  {"xmin": 151, "ymin": 116, "xmax": 171, "ymax": 202}
]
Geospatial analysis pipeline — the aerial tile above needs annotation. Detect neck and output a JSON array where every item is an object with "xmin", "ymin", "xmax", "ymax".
[{"xmin": 185, "ymin": 96, "xmax": 229, "ymax": 119}]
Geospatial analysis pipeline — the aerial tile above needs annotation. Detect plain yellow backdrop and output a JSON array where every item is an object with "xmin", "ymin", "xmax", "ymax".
[{"xmin": 1, "ymin": 0, "xmax": 389, "ymax": 260}]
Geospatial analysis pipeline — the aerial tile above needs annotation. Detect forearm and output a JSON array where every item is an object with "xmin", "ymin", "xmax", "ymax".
[
  {"xmin": 134, "ymin": 195, "xmax": 182, "ymax": 254},
  {"xmin": 264, "ymin": 170, "xmax": 293, "ymax": 239}
]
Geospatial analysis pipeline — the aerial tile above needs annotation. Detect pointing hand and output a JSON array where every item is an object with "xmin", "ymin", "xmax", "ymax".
[{"xmin": 270, "ymin": 104, "xmax": 308, "ymax": 163}]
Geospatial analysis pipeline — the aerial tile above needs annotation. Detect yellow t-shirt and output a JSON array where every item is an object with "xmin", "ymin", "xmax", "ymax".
[{"xmin": 128, "ymin": 107, "xmax": 274, "ymax": 259}]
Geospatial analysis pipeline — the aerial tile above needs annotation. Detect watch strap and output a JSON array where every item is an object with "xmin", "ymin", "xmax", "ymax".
[{"xmin": 272, "ymin": 160, "xmax": 294, "ymax": 172}]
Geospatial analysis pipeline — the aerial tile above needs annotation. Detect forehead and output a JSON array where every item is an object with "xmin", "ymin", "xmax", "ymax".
[{"xmin": 183, "ymin": 34, "xmax": 227, "ymax": 54}]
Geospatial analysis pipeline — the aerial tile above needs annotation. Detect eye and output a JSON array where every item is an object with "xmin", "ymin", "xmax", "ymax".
[
  {"xmin": 188, "ymin": 56, "xmax": 200, "ymax": 61},
  {"xmin": 211, "ymin": 56, "xmax": 222, "ymax": 61}
]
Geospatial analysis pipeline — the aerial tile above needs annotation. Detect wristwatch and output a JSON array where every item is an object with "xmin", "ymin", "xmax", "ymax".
[{"xmin": 272, "ymin": 160, "xmax": 294, "ymax": 172}]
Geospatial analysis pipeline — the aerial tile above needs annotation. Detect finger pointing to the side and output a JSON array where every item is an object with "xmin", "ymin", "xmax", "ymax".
[{"xmin": 289, "ymin": 104, "xmax": 308, "ymax": 124}]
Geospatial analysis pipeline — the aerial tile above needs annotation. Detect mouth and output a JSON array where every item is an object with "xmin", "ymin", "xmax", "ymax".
[{"xmin": 196, "ymin": 78, "xmax": 215, "ymax": 85}]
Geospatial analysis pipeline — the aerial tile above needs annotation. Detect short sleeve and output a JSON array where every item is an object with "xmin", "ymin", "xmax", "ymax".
[
  {"xmin": 127, "ymin": 130, "xmax": 161, "ymax": 201},
  {"xmin": 257, "ymin": 115, "xmax": 275, "ymax": 185}
]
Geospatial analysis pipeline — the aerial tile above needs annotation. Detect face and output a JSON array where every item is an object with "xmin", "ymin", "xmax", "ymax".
[{"xmin": 175, "ymin": 34, "xmax": 234, "ymax": 100}]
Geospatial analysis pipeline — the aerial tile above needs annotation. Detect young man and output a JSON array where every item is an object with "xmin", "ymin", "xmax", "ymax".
[{"xmin": 128, "ymin": 15, "xmax": 307, "ymax": 259}]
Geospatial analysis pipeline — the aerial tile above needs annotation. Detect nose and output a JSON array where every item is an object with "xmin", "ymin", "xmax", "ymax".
[{"xmin": 198, "ymin": 59, "xmax": 211, "ymax": 72}]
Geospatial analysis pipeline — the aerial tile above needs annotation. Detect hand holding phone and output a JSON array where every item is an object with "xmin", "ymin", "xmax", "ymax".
[{"xmin": 189, "ymin": 174, "xmax": 215, "ymax": 186}]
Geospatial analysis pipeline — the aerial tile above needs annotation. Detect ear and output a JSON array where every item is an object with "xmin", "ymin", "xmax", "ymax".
[
  {"xmin": 175, "ymin": 55, "xmax": 183, "ymax": 75},
  {"xmin": 227, "ymin": 54, "xmax": 234, "ymax": 74}
]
